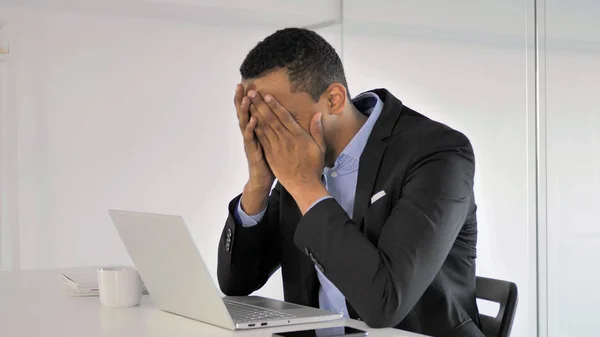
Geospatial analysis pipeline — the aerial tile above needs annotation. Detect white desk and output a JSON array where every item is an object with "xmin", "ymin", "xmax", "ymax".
[{"xmin": 0, "ymin": 268, "xmax": 425, "ymax": 337}]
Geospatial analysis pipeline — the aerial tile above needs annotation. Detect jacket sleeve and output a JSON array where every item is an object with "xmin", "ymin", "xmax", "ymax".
[
  {"xmin": 217, "ymin": 183, "xmax": 282, "ymax": 296},
  {"xmin": 293, "ymin": 131, "xmax": 475, "ymax": 328}
]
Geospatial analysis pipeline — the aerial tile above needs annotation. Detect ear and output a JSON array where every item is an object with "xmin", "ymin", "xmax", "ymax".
[{"xmin": 322, "ymin": 83, "xmax": 347, "ymax": 116}]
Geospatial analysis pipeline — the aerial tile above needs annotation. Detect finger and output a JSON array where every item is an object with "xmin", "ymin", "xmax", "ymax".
[
  {"xmin": 248, "ymin": 90, "xmax": 287, "ymax": 136},
  {"xmin": 263, "ymin": 94, "xmax": 303, "ymax": 136},
  {"xmin": 243, "ymin": 116, "xmax": 257, "ymax": 142},
  {"xmin": 235, "ymin": 84, "xmax": 249, "ymax": 130},
  {"xmin": 234, "ymin": 83, "xmax": 243, "ymax": 105},
  {"xmin": 234, "ymin": 83, "xmax": 243, "ymax": 112},
  {"xmin": 309, "ymin": 112, "xmax": 326, "ymax": 153},
  {"xmin": 250, "ymin": 102, "xmax": 279, "ymax": 142},
  {"xmin": 238, "ymin": 97, "xmax": 250, "ymax": 129},
  {"xmin": 254, "ymin": 125, "xmax": 272, "ymax": 153}
]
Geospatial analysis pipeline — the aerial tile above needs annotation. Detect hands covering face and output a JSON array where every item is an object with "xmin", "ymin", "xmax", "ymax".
[{"xmin": 245, "ymin": 89, "xmax": 326, "ymax": 195}]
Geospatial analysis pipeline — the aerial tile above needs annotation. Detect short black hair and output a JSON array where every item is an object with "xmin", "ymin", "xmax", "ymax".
[{"xmin": 240, "ymin": 28, "xmax": 349, "ymax": 102}]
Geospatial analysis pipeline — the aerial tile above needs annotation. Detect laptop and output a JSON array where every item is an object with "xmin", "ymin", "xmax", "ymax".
[{"xmin": 108, "ymin": 209, "xmax": 342, "ymax": 330}]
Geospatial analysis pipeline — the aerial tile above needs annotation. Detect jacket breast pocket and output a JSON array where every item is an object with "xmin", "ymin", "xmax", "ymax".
[{"xmin": 363, "ymin": 193, "xmax": 392, "ymax": 243}]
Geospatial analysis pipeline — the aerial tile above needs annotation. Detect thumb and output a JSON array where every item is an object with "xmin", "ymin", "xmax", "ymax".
[{"xmin": 309, "ymin": 112, "xmax": 326, "ymax": 152}]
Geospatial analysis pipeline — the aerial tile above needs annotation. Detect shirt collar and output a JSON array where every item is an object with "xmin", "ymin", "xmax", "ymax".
[{"xmin": 326, "ymin": 92, "xmax": 384, "ymax": 172}]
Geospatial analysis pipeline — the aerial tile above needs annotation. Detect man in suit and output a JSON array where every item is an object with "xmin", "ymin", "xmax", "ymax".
[{"xmin": 217, "ymin": 28, "xmax": 483, "ymax": 337}]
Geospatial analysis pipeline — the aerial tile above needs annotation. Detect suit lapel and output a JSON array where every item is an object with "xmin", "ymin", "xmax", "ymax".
[
  {"xmin": 351, "ymin": 89, "xmax": 403, "ymax": 229},
  {"xmin": 352, "ymin": 138, "xmax": 387, "ymax": 227}
]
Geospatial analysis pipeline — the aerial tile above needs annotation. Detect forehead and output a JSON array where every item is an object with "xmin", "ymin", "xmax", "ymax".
[
  {"xmin": 242, "ymin": 69, "xmax": 291, "ymax": 96},
  {"xmin": 242, "ymin": 69, "xmax": 314, "ymax": 108}
]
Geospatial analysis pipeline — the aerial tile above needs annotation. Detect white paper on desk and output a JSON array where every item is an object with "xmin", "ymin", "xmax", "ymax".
[
  {"xmin": 59, "ymin": 272, "xmax": 148, "ymax": 297},
  {"xmin": 60, "ymin": 272, "xmax": 99, "ymax": 291}
]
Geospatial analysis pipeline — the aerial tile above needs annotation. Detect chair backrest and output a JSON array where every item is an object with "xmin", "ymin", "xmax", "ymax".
[{"xmin": 476, "ymin": 276, "xmax": 518, "ymax": 337}]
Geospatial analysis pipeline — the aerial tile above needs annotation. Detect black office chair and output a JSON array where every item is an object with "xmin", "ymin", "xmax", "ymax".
[{"xmin": 476, "ymin": 276, "xmax": 518, "ymax": 337}]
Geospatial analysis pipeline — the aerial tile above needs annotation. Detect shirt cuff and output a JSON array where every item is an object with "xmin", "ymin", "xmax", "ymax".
[
  {"xmin": 235, "ymin": 199, "xmax": 267, "ymax": 227},
  {"xmin": 307, "ymin": 196, "xmax": 334, "ymax": 213}
]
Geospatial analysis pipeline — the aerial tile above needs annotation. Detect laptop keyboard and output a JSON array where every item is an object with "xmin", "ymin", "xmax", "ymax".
[{"xmin": 224, "ymin": 299, "xmax": 295, "ymax": 323}]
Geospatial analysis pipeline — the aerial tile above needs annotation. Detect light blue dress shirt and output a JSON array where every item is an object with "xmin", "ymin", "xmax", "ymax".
[{"xmin": 235, "ymin": 92, "xmax": 384, "ymax": 317}]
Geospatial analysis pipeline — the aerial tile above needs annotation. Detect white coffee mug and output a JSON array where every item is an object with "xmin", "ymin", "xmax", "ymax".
[{"xmin": 97, "ymin": 267, "xmax": 142, "ymax": 307}]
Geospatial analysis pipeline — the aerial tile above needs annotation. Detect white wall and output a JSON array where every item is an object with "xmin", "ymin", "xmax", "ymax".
[
  {"xmin": 0, "ymin": 33, "xmax": 8, "ymax": 269},
  {"xmin": 0, "ymin": 15, "xmax": 16, "ymax": 271},
  {"xmin": 0, "ymin": 7, "xmax": 297, "ymax": 299},
  {"xmin": 0, "ymin": 1, "xmax": 342, "ymax": 300},
  {"xmin": 341, "ymin": 1, "xmax": 537, "ymax": 337},
  {"xmin": 545, "ymin": 1, "xmax": 600, "ymax": 337},
  {"xmin": 4, "ymin": 2, "xmax": 599, "ymax": 337},
  {"xmin": 1, "ymin": 2, "xmax": 537, "ymax": 336}
]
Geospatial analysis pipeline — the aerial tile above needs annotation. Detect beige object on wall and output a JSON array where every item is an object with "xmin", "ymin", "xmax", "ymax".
[{"xmin": 0, "ymin": 23, "xmax": 8, "ymax": 54}]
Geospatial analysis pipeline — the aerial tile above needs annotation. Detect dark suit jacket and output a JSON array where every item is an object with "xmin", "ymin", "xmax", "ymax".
[{"xmin": 217, "ymin": 89, "xmax": 483, "ymax": 337}]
